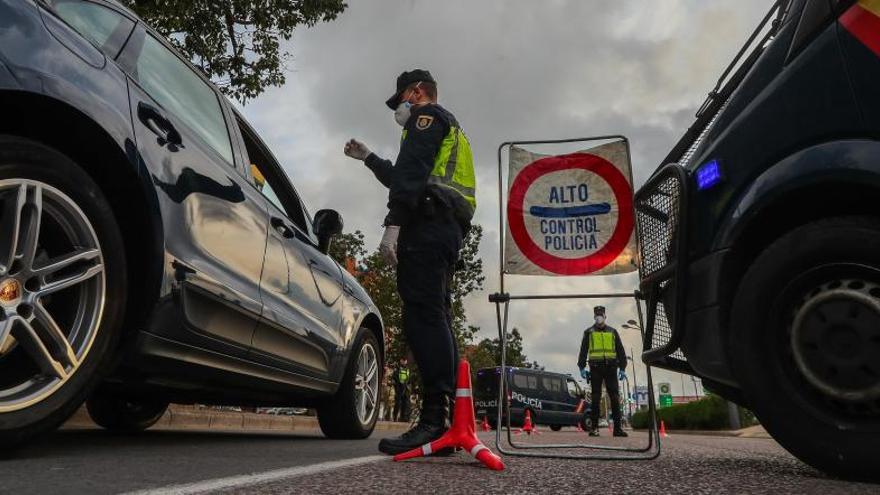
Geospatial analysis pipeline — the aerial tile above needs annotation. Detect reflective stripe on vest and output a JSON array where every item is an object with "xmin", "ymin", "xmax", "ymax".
[
  {"xmin": 588, "ymin": 331, "xmax": 616, "ymax": 360},
  {"xmin": 402, "ymin": 126, "xmax": 477, "ymax": 212},
  {"xmin": 397, "ymin": 369, "xmax": 410, "ymax": 384}
]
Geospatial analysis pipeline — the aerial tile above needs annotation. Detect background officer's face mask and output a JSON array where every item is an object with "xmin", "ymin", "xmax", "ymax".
[{"xmin": 595, "ymin": 315, "xmax": 606, "ymax": 326}]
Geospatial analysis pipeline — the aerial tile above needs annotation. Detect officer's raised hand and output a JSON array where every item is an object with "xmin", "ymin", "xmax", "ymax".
[{"xmin": 344, "ymin": 139, "xmax": 371, "ymax": 161}]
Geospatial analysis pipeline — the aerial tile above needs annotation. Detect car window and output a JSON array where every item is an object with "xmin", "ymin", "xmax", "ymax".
[
  {"xmin": 542, "ymin": 376, "xmax": 563, "ymax": 393},
  {"xmin": 513, "ymin": 373, "xmax": 537, "ymax": 390},
  {"xmin": 47, "ymin": 0, "xmax": 134, "ymax": 56},
  {"xmin": 239, "ymin": 120, "xmax": 310, "ymax": 234},
  {"xmin": 566, "ymin": 379, "xmax": 581, "ymax": 398},
  {"xmin": 133, "ymin": 34, "xmax": 234, "ymax": 165}
]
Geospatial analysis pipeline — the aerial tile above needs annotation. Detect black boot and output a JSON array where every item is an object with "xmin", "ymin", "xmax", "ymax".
[
  {"xmin": 378, "ymin": 397, "xmax": 447, "ymax": 455},
  {"xmin": 613, "ymin": 422, "xmax": 629, "ymax": 437}
]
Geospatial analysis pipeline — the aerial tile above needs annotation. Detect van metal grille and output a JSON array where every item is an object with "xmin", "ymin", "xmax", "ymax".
[{"xmin": 635, "ymin": 164, "xmax": 690, "ymax": 369}]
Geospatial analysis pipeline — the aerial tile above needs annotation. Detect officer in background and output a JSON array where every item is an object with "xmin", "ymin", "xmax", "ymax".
[
  {"xmin": 392, "ymin": 356, "xmax": 412, "ymax": 422},
  {"xmin": 577, "ymin": 306, "xmax": 628, "ymax": 437},
  {"xmin": 344, "ymin": 69, "xmax": 476, "ymax": 455}
]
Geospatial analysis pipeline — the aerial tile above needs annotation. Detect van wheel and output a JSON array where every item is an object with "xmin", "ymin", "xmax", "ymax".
[
  {"xmin": 0, "ymin": 136, "xmax": 126, "ymax": 447},
  {"xmin": 318, "ymin": 330, "xmax": 381, "ymax": 439},
  {"xmin": 86, "ymin": 392, "xmax": 167, "ymax": 432},
  {"xmin": 550, "ymin": 424, "xmax": 562, "ymax": 432},
  {"xmin": 730, "ymin": 217, "xmax": 880, "ymax": 481}
]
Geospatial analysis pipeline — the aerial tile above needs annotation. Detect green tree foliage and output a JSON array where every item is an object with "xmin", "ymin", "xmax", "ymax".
[
  {"xmin": 123, "ymin": 0, "xmax": 347, "ymax": 102},
  {"xmin": 631, "ymin": 394, "xmax": 759, "ymax": 430},
  {"xmin": 466, "ymin": 328, "xmax": 539, "ymax": 372}
]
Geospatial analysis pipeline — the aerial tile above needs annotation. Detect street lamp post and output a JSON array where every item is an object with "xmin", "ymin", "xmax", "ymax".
[{"xmin": 621, "ymin": 321, "xmax": 642, "ymax": 412}]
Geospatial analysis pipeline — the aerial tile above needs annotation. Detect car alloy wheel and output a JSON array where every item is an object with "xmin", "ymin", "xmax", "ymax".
[
  {"xmin": 354, "ymin": 341, "xmax": 379, "ymax": 426},
  {"xmin": 0, "ymin": 179, "xmax": 105, "ymax": 413}
]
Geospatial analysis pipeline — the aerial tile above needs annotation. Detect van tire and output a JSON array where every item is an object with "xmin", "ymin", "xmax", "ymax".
[{"xmin": 729, "ymin": 216, "xmax": 880, "ymax": 481}]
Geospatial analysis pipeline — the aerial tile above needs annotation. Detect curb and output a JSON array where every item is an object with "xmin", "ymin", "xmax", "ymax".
[
  {"xmin": 633, "ymin": 427, "xmax": 771, "ymax": 439},
  {"xmin": 63, "ymin": 405, "xmax": 412, "ymax": 434}
]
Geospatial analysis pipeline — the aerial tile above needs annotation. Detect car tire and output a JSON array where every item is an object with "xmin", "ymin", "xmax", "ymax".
[
  {"xmin": 730, "ymin": 216, "xmax": 880, "ymax": 481},
  {"xmin": 86, "ymin": 392, "xmax": 168, "ymax": 432},
  {"xmin": 0, "ymin": 136, "xmax": 127, "ymax": 447},
  {"xmin": 550, "ymin": 424, "xmax": 562, "ymax": 432},
  {"xmin": 317, "ymin": 329, "xmax": 381, "ymax": 439}
]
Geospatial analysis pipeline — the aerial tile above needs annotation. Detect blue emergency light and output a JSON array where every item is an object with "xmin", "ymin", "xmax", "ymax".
[{"xmin": 695, "ymin": 159, "xmax": 723, "ymax": 190}]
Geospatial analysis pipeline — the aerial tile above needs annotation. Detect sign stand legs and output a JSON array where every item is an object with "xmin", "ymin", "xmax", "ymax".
[{"xmin": 489, "ymin": 291, "xmax": 661, "ymax": 460}]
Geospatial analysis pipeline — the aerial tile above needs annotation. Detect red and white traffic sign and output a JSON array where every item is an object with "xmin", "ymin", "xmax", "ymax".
[{"xmin": 504, "ymin": 141, "xmax": 637, "ymax": 276}]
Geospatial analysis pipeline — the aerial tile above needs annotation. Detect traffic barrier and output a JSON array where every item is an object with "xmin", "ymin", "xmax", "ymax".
[
  {"xmin": 481, "ymin": 416, "xmax": 490, "ymax": 432},
  {"xmin": 660, "ymin": 420, "xmax": 668, "ymax": 438},
  {"xmin": 393, "ymin": 360, "xmax": 505, "ymax": 471}
]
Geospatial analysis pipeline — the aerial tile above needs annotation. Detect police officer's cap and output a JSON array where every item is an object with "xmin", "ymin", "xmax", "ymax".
[
  {"xmin": 594, "ymin": 306, "xmax": 606, "ymax": 316},
  {"xmin": 385, "ymin": 69, "xmax": 436, "ymax": 109}
]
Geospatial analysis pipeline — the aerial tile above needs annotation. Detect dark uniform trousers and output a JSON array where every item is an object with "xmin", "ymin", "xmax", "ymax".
[
  {"xmin": 393, "ymin": 383, "xmax": 410, "ymax": 422},
  {"xmin": 589, "ymin": 360, "xmax": 622, "ymax": 426},
  {"xmin": 396, "ymin": 206, "xmax": 463, "ymax": 404}
]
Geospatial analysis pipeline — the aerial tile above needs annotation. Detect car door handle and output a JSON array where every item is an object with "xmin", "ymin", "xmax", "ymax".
[
  {"xmin": 271, "ymin": 216, "xmax": 294, "ymax": 238},
  {"xmin": 137, "ymin": 101, "xmax": 183, "ymax": 147}
]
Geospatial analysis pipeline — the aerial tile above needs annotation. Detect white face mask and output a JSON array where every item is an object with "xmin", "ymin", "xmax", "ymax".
[
  {"xmin": 595, "ymin": 315, "xmax": 606, "ymax": 326},
  {"xmin": 394, "ymin": 101, "xmax": 412, "ymax": 127}
]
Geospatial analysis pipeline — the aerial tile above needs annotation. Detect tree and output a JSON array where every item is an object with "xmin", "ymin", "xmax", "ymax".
[
  {"xmin": 328, "ymin": 230, "xmax": 366, "ymax": 271},
  {"xmin": 123, "ymin": 0, "xmax": 347, "ymax": 102},
  {"xmin": 466, "ymin": 327, "xmax": 538, "ymax": 372}
]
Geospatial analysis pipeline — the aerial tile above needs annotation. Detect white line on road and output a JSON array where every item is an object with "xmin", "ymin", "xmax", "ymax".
[{"xmin": 122, "ymin": 455, "xmax": 387, "ymax": 495}]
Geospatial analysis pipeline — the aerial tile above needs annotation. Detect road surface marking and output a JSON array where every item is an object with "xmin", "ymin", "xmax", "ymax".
[{"xmin": 123, "ymin": 455, "xmax": 387, "ymax": 495}]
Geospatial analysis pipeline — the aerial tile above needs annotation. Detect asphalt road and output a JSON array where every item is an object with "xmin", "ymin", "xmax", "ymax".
[{"xmin": 2, "ymin": 427, "xmax": 877, "ymax": 494}]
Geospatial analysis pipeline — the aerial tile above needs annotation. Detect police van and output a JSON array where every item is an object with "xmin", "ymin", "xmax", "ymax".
[{"xmin": 473, "ymin": 367, "xmax": 590, "ymax": 431}]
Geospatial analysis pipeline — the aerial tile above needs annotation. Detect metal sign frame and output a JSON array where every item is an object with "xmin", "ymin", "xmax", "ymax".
[{"xmin": 489, "ymin": 136, "xmax": 661, "ymax": 460}]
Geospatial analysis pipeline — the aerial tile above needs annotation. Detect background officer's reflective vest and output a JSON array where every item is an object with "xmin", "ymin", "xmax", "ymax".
[
  {"xmin": 588, "ymin": 330, "xmax": 617, "ymax": 360},
  {"xmin": 397, "ymin": 368, "xmax": 410, "ymax": 385},
  {"xmin": 402, "ymin": 127, "xmax": 476, "ymax": 213}
]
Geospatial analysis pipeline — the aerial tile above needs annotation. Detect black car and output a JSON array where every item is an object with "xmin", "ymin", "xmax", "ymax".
[
  {"xmin": 474, "ymin": 367, "xmax": 590, "ymax": 431},
  {"xmin": 634, "ymin": 0, "xmax": 879, "ymax": 479},
  {"xmin": 0, "ymin": 0, "xmax": 384, "ymax": 444}
]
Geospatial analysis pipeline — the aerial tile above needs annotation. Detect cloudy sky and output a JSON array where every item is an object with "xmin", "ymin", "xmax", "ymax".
[{"xmin": 235, "ymin": 0, "xmax": 772, "ymax": 397}]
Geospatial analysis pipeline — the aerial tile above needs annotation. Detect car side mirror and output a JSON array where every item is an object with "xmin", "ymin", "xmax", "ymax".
[{"xmin": 313, "ymin": 209, "xmax": 343, "ymax": 254}]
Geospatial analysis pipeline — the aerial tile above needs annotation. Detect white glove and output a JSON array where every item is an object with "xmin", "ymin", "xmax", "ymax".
[
  {"xmin": 379, "ymin": 226, "xmax": 400, "ymax": 266},
  {"xmin": 344, "ymin": 139, "xmax": 371, "ymax": 161}
]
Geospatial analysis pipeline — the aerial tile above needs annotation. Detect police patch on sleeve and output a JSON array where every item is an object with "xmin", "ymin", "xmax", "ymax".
[{"xmin": 415, "ymin": 115, "xmax": 434, "ymax": 130}]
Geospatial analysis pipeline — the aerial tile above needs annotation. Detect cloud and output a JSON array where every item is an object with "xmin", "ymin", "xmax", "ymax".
[{"xmin": 235, "ymin": 0, "xmax": 770, "ymax": 396}]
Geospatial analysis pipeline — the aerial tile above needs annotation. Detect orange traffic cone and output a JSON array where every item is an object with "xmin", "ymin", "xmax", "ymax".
[
  {"xmin": 393, "ymin": 360, "xmax": 505, "ymax": 471},
  {"xmin": 515, "ymin": 409, "xmax": 536, "ymax": 435},
  {"xmin": 481, "ymin": 416, "xmax": 490, "ymax": 432},
  {"xmin": 608, "ymin": 419, "xmax": 614, "ymax": 434},
  {"xmin": 574, "ymin": 400, "xmax": 585, "ymax": 432},
  {"xmin": 660, "ymin": 420, "xmax": 668, "ymax": 438}
]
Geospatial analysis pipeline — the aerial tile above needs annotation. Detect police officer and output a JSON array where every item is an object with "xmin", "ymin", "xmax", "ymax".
[
  {"xmin": 577, "ymin": 306, "xmax": 628, "ymax": 437},
  {"xmin": 344, "ymin": 69, "xmax": 476, "ymax": 455},
  {"xmin": 392, "ymin": 356, "xmax": 411, "ymax": 422}
]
